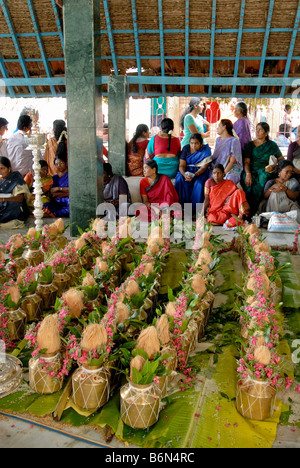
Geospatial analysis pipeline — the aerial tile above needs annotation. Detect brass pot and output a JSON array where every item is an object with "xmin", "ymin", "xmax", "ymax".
[
  {"xmin": 80, "ymin": 249, "xmax": 96, "ymax": 271},
  {"xmin": 8, "ymin": 255, "xmax": 28, "ymax": 280},
  {"xmin": 72, "ymin": 365, "xmax": 110, "ymax": 412},
  {"xmin": 68, "ymin": 263, "xmax": 82, "ymax": 286},
  {"xmin": 161, "ymin": 343, "xmax": 178, "ymax": 381},
  {"xmin": 236, "ymin": 377, "xmax": 277, "ymax": 421},
  {"xmin": 120, "ymin": 381, "xmax": 162, "ymax": 429},
  {"xmin": 6, "ymin": 307, "xmax": 27, "ymax": 341},
  {"xmin": 36, "ymin": 281, "xmax": 58, "ymax": 310},
  {"xmin": 52, "ymin": 272, "xmax": 71, "ymax": 296},
  {"xmin": 0, "ymin": 269, "xmax": 10, "ymax": 285},
  {"xmin": 21, "ymin": 293, "xmax": 43, "ymax": 323},
  {"xmin": 29, "ymin": 352, "xmax": 64, "ymax": 394},
  {"xmin": 24, "ymin": 247, "xmax": 44, "ymax": 267}
]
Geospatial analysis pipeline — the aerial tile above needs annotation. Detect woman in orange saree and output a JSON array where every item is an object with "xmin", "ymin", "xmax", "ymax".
[{"xmin": 204, "ymin": 164, "xmax": 249, "ymax": 227}]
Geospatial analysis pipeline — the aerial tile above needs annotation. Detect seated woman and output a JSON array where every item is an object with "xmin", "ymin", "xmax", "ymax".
[
  {"xmin": 261, "ymin": 159, "xmax": 300, "ymax": 223},
  {"xmin": 287, "ymin": 125, "xmax": 300, "ymax": 179},
  {"xmin": 43, "ymin": 139, "xmax": 69, "ymax": 218},
  {"xmin": 140, "ymin": 160, "xmax": 180, "ymax": 221},
  {"xmin": 210, "ymin": 119, "xmax": 243, "ymax": 185},
  {"xmin": 44, "ymin": 120, "xmax": 67, "ymax": 176},
  {"xmin": 204, "ymin": 164, "xmax": 250, "ymax": 227},
  {"xmin": 127, "ymin": 124, "xmax": 150, "ymax": 176},
  {"xmin": 0, "ymin": 156, "xmax": 30, "ymax": 228},
  {"xmin": 103, "ymin": 163, "xmax": 131, "ymax": 219},
  {"xmin": 175, "ymin": 133, "xmax": 211, "ymax": 210},
  {"xmin": 145, "ymin": 118, "xmax": 181, "ymax": 179},
  {"xmin": 242, "ymin": 122, "xmax": 284, "ymax": 218},
  {"xmin": 24, "ymin": 160, "xmax": 53, "ymax": 213}
]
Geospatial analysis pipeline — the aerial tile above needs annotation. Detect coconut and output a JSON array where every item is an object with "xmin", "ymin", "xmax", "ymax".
[
  {"xmin": 165, "ymin": 302, "xmax": 177, "ymax": 317},
  {"xmin": 195, "ymin": 260, "xmax": 210, "ymax": 276},
  {"xmin": 249, "ymin": 233, "xmax": 259, "ymax": 245},
  {"xmin": 125, "ymin": 279, "xmax": 140, "ymax": 298},
  {"xmin": 143, "ymin": 263, "xmax": 154, "ymax": 277},
  {"xmin": 17, "ymin": 269, "xmax": 35, "ymax": 286},
  {"xmin": 82, "ymin": 273, "xmax": 96, "ymax": 287},
  {"xmin": 191, "ymin": 274, "xmax": 207, "ymax": 297},
  {"xmin": 254, "ymin": 345, "xmax": 271, "ymax": 366},
  {"xmin": 116, "ymin": 302, "xmax": 130, "ymax": 325},
  {"xmin": 10, "ymin": 237, "xmax": 24, "ymax": 252},
  {"xmin": 156, "ymin": 314, "xmax": 170, "ymax": 345},
  {"xmin": 47, "ymin": 223, "xmax": 59, "ymax": 237},
  {"xmin": 197, "ymin": 248, "xmax": 213, "ymax": 266},
  {"xmin": 96, "ymin": 258, "xmax": 109, "ymax": 273},
  {"xmin": 136, "ymin": 326, "xmax": 160, "ymax": 360},
  {"xmin": 53, "ymin": 218, "xmax": 64, "ymax": 233},
  {"xmin": 81, "ymin": 323, "xmax": 107, "ymax": 351},
  {"xmin": 27, "ymin": 227, "xmax": 37, "ymax": 238},
  {"xmin": 203, "ymin": 231, "xmax": 211, "ymax": 242},
  {"xmin": 37, "ymin": 315, "xmax": 61, "ymax": 355},
  {"xmin": 255, "ymin": 336, "xmax": 267, "ymax": 347},
  {"xmin": 249, "ymin": 270, "xmax": 270, "ymax": 292},
  {"xmin": 254, "ymin": 242, "xmax": 271, "ymax": 254},
  {"xmin": 147, "ymin": 241, "xmax": 160, "ymax": 255},
  {"xmin": 119, "ymin": 217, "xmax": 132, "ymax": 238},
  {"xmin": 244, "ymin": 224, "xmax": 258, "ymax": 235},
  {"xmin": 62, "ymin": 289, "xmax": 84, "ymax": 319},
  {"xmin": 92, "ymin": 218, "xmax": 106, "ymax": 234},
  {"xmin": 7, "ymin": 286, "xmax": 21, "ymax": 305},
  {"xmin": 247, "ymin": 277, "xmax": 269, "ymax": 295},
  {"xmin": 74, "ymin": 237, "xmax": 86, "ymax": 251},
  {"xmin": 130, "ymin": 355, "xmax": 146, "ymax": 380},
  {"xmin": 246, "ymin": 296, "xmax": 256, "ymax": 305},
  {"xmin": 0, "ymin": 250, "xmax": 5, "ymax": 263}
]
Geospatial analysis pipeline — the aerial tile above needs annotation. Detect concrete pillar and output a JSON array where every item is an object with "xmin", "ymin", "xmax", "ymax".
[
  {"xmin": 63, "ymin": 0, "xmax": 102, "ymax": 236},
  {"xmin": 108, "ymin": 76, "xmax": 129, "ymax": 176}
]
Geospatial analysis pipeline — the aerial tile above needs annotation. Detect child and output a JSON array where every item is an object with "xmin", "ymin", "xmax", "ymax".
[{"xmin": 24, "ymin": 160, "xmax": 54, "ymax": 213}]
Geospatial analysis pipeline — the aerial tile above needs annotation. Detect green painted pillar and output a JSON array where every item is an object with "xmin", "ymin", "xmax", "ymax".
[
  {"xmin": 108, "ymin": 76, "xmax": 129, "ymax": 176},
  {"xmin": 63, "ymin": 0, "xmax": 102, "ymax": 237}
]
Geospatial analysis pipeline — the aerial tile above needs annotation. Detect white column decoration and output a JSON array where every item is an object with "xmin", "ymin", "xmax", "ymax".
[{"xmin": 28, "ymin": 134, "xmax": 46, "ymax": 232}]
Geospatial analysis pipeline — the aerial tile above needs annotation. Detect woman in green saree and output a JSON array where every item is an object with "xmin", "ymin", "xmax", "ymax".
[{"xmin": 242, "ymin": 122, "xmax": 284, "ymax": 217}]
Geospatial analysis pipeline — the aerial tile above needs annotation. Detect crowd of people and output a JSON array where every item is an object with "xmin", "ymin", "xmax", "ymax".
[
  {"xmin": 0, "ymin": 113, "xmax": 69, "ymax": 228},
  {"xmin": 125, "ymin": 98, "xmax": 300, "ymax": 227},
  {"xmin": 0, "ymin": 97, "xmax": 300, "ymax": 229}
]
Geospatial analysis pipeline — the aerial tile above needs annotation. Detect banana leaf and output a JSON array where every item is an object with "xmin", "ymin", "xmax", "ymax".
[{"xmin": 276, "ymin": 253, "xmax": 300, "ymax": 309}]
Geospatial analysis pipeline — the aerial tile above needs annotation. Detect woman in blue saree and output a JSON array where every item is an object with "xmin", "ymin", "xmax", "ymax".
[
  {"xmin": 0, "ymin": 156, "xmax": 30, "ymax": 227},
  {"xmin": 175, "ymin": 133, "xmax": 212, "ymax": 210},
  {"xmin": 43, "ymin": 138, "xmax": 70, "ymax": 218}
]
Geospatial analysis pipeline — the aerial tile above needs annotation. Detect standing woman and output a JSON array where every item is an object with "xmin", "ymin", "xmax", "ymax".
[
  {"xmin": 127, "ymin": 124, "xmax": 150, "ymax": 176},
  {"xmin": 180, "ymin": 98, "xmax": 210, "ymax": 149},
  {"xmin": 233, "ymin": 102, "xmax": 252, "ymax": 152},
  {"xmin": 242, "ymin": 122, "xmax": 283, "ymax": 218},
  {"xmin": 44, "ymin": 120, "xmax": 67, "ymax": 176},
  {"xmin": 43, "ymin": 134, "xmax": 69, "ymax": 218},
  {"xmin": 210, "ymin": 119, "xmax": 243, "ymax": 185},
  {"xmin": 0, "ymin": 118, "xmax": 9, "ymax": 158},
  {"xmin": 145, "ymin": 118, "xmax": 181, "ymax": 179}
]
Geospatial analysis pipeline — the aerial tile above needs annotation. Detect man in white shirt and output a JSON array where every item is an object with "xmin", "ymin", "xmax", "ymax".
[
  {"xmin": 0, "ymin": 118, "xmax": 9, "ymax": 158},
  {"xmin": 6, "ymin": 115, "xmax": 33, "ymax": 177}
]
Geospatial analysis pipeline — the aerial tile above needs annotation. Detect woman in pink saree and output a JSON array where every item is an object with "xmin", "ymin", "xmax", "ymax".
[{"xmin": 139, "ymin": 159, "xmax": 180, "ymax": 221}]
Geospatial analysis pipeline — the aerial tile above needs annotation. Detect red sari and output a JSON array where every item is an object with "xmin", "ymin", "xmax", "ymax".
[
  {"xmin": 139, "ymin": 174, "xmax": 180, "ymax": 221},
  {"xmin": 206, "ymin": 179, "xmax": 249, "ymax": 227}
]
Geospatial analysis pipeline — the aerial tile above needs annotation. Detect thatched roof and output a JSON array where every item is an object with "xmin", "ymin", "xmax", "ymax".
[{"xmin": 0, "ymin": 0, "xmax": 299, "ymax": 98}]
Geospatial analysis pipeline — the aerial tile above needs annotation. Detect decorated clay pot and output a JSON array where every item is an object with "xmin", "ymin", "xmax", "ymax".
[
  {"xmin": 236, "ymin": 376, "xmax": 277, "ymax": 421},
  {"xmin": 120, "ymin": 381, "xmax": 162, "ymax": 429},
  {"xmin": 29, "ymin": 352, "xmax": 64, "ymax": 394},
  {"xmin": 72, "ymin": 365, "xmax": 110, "ymax": 412},
  {"xmin": 6, "ymin": 307, "xmax": 27, "ymax": 341},
  {"xmin": 24, "ymin": 247, "xmax": 44, "ymax": 267}
]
